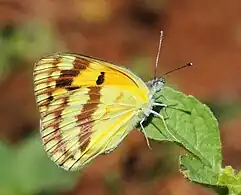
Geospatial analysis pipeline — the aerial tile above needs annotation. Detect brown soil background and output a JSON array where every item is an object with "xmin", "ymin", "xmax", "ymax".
[{"xmin": 0, "ymin": 0, "xmax": 241, "ymax": 195}]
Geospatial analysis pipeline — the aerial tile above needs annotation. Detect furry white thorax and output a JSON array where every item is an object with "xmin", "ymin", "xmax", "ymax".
[
  {"xmin": 141, "ymin": 77, "xmax": 165, "ymax": 119},
  {"xmin": 146, "ymin": 78, "xmax": 165, "ymax": 95},
  {"xmin": 132, "ymin": 77, "xmax": 166, "ymax": 149}
]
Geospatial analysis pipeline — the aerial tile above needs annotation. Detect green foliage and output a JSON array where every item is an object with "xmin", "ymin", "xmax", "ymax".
[
  {"xmin": 139, "ymin": 86, "xmax": 241, "ymax": 194},
  {"xmin": 0, "ymin": 21, "xmax": 62, "ymax": 79},
  {"xmin": 0, "ymin": 135, "xmax": 78, "ymax": 195},
  {"xmin": 218, "ymin": 166, "xmax": 241, "ymax": 195}
]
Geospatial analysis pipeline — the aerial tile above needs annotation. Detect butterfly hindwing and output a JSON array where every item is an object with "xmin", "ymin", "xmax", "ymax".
[{"xmin": 33, "ymin": 53, "xmax": 150, "ymax": 170}]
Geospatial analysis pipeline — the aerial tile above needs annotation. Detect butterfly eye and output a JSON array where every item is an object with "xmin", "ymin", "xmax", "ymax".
[
  {"xmin": 152, "ymin": 79, "xmax": 165, "ymax": 92},
  {"xmin": 161, "ymin": 78, "xmax": 165, "ymax": 84}
]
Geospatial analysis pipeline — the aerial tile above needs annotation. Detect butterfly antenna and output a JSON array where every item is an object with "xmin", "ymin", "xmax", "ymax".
[
  {"xmin": 154, "ymin": 31, "xmax": 164, "ymax": 80},
  {"xmin": 160, "ymin": 62, "xmax": 193, "ymax": 77}
]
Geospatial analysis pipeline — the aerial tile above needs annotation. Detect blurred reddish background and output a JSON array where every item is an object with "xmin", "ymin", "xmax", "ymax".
[{"xmin": 0, "ymin": 0, "xmax": 240, "ymax": 195}]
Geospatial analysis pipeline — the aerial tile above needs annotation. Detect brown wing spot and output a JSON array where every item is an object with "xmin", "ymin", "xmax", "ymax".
[
  {"xmin": 55, "ymin": 57, "xmax": 90, "ymax": 90},
  {"xmin": 78, "ymin": 122, "xmax": 92, "ymax": 152},
  {"xmin": 42, "ymin": 96, "xmax": 68, "ymax": 156},
  {"xmin": 66, "ymin": 86, "xmax": 80, "ymax": 91},
  {"xmin": 56, "ymin": 69, "xmax": 80, "ymax": 89},
  {"xmin": 76, "ymin": 86, "xmax": 101, "ymax": 152},
  {"xmin": 47, "ymin": 95, "xmax": 54, "ymax": 102},
  {"xmin": 52, "ymin": 56, "xmax": 62, "ymax": 66},
  {"xmin": 35, "ymin": 56, "xmax": 62, "ymax": 112},
  {"xmin": 73, "ymin": 57, "xmax": 90, "ymax": 69},
  {"xmin": 96, "ymin": 72, "xmax": 105, "ymax": 85},
  {"xmin": 36, "ymin": 86, "xmax": 53, "ymax": 109}
]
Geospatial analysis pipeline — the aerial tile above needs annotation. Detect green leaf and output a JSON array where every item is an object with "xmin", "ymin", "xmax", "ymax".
[
  {"xmin": 141, "ymin": 86, "xmax": 222, "ymax": 185},
  {"xmin": 0, "ymin": 135, "xmax": 78, "ymax": 195},
  {"xmin": 218, "ymin": 166, "xmax": 241, "ymax": 195}
]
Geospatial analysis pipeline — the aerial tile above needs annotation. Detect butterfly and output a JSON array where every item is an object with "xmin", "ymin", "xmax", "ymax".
[{"xmin": 33, "ymin": 31, "xmax": 192, "ymax": 171}]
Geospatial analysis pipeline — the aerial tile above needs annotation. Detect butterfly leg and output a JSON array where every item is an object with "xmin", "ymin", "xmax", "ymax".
[
  {"xmin": 155, "ymin": 100, "xmax": 190, "ymax": 115},
  {"xmin": 150, "ymin": 110, "xmax": 178, "ymax": 142},
  {"xmin": 152, "ymin": 102, "xmax": 167, "ymax": 107},
  {"xmin": 155, "ymin": 95, "xmax": 178, "ymax": 109},
  {"xmin": 139, "ymin": 118, "xmax": 152, "ymax": 150},
  {"xmin": 152, "ymin": 102, "xmax": 169, "ymax": 120}
]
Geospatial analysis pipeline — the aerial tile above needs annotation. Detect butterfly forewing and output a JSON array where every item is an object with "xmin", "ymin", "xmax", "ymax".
[{"xmin": 33, "ymin": 53, "xmax": 150, "ymax": 170}]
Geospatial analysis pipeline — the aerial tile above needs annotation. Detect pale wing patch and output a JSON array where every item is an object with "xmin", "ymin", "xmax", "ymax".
[
  {"xmin": 69, "ymin": 110, "xmax": 137, "ymax": 170},
  {"xmin": 56, "ymin": 108, "xmax": 137, "ymax": 171},
  {"xmin": 40, "ymin": 85, "xmax": 142, "ymax": 171}
]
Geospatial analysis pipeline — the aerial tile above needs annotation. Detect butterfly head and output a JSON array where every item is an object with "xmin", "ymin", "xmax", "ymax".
[{"xmin": 146, "ymin": 77, "xmax": 165, "ymax": 94}]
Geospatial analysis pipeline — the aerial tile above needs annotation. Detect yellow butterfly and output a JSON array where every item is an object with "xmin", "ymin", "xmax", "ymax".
[{"xmin": 33, "ymin": 31, "xmax": 191, "ymax": 171}]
